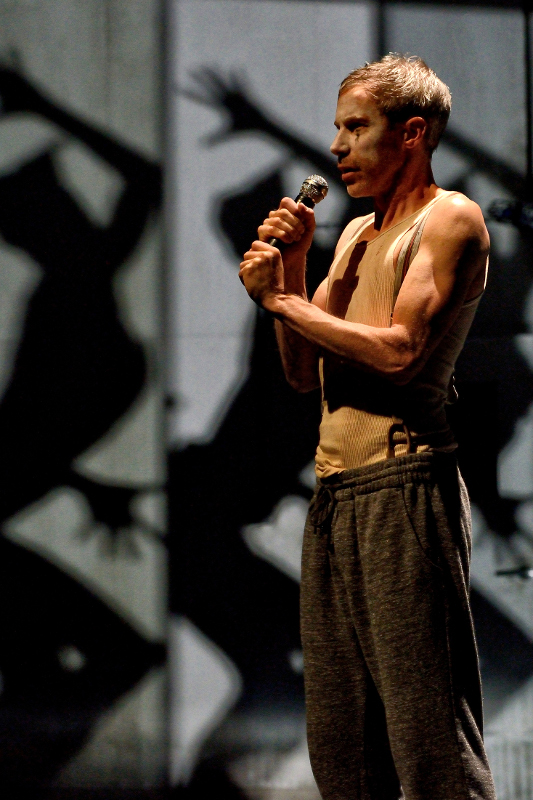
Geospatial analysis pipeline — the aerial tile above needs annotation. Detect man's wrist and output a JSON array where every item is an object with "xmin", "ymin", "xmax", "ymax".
[
  {"xmin": 263, "ymin": 291, "xmax": 301, "ymax": 318},
  {"xmin": 281, "ymin": 252, "xmax": 308, "ymax": 288},
  {"xmin": 281, "ymin": 269, "xmax": 307, "ymax": 299}
]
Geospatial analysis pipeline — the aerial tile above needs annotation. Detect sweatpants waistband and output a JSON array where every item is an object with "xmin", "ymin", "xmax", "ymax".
[
  {"xmin": 316, "ymin": 451, "xmax": 458, "ymax": 499},
  {"xmin": 309, "ymin": 453, "xmax": 458, "ymax": 531}
]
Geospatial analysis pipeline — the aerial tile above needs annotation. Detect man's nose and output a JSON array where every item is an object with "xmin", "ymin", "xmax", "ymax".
[{"xmin": 330, "ymin": 132, "xmax": 348, "ymax": 157}]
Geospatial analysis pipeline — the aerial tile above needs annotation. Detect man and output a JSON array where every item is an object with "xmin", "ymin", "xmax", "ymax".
[{"xmin": 239, "ymin": 54, "xmax": 495, "ymax": 800}]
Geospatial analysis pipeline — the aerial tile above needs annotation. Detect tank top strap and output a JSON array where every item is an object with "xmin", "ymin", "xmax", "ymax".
[
  {"xmin": 327, "ymin": 213, "xmax": 374, "ymax": 278},
  {"xmin": 391, "ymin": 191, "xmax": 460, "ymax": 319}
]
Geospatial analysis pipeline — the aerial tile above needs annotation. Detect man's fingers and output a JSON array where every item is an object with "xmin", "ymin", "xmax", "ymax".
[
  {"xmin": 279, "ymin": 196, "xmax": 300, "ymax": 214},
  {"xmin": 266, "ymin": 216, "xmax": 306, "ymax": 235},
  {"xmin": 239, "ymin": 256, "xmax": 267, "ymax": 287},
  {"xmin": 269, "ymin": 199, "xmax": 315, "ymax": 232},
  {"xmin": 297, "ymin": 201, "xmax": 316, "ymax": 219},
  {"xmin": 240, "ymin": 246, "xmax": 274, "ymax": 267},
  {"xmin": 256, "ymin": 197, "xmax": 315, "ymax": 245},
  {"xmin": 258, "ymin": 222, "xmax": 302, "ymax": 243},
  {"xmin": 240, "ymin": 242, "xmax": 281, "ymax": 279},
  {"xmin": 261, "ymin": 208, "xmax": 306, "ymax": 243},
  {"xmin": 250, "ymin": 240, "xmax": 279, "ymax": 254},
  {"xmin": 268, "ymin": 206, "xmax": 306, "ymax": 229},
  {"xmin": 239, "ymin": 259, "xmax": 257, "ymax": 285}
]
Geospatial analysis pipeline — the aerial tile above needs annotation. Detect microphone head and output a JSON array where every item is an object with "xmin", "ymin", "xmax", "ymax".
[{"xmin": 299, "ymin": 174, "xmax": 329, "ymax": 205}]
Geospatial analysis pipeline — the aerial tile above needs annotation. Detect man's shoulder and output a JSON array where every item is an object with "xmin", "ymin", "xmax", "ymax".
[
  {"xmin": 425, "ymin": 191, "xmax": 489, "ymax": 249},
  {"xmin": 432, "ymin": 191, "xmax": 487, "ymax": 233}
]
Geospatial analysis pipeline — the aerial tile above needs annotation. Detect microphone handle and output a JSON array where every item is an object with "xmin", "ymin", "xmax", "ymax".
[{"xmin": 268, "ymin": 193, "xmax": 315, "ymax": 249}]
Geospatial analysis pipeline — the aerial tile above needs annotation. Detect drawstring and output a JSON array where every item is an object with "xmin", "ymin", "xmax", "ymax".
[
  {"xmin": 387, "ymin": 417, "xmax": 416, "ymax": 459},
  {"xmin": 309, "ymin": 485, "xmax": 336, "ymax": 552},
  {"xmin": 387, "ymin": 419, "xmax": 442, "ymax": 571}
]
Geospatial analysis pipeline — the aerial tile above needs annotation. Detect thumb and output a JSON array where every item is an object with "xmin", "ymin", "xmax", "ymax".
[{"xmin": 298, "ymin": 203, "xmax": 316, "ymax": 227}]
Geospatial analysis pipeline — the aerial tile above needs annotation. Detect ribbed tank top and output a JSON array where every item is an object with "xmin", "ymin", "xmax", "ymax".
[{"xmin": 315, "ymin": 192, "xmax": 482, "ymax": 478}]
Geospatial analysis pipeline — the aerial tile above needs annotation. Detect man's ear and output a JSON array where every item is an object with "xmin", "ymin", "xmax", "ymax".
[{"xmin": 403, "ymin": 116, "xmax": 427, "ymax": 150}]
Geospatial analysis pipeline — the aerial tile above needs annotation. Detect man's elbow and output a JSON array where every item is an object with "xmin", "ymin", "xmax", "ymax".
[
  {"xmin": 286, "ymin": 374, "xmax": 321, "ymax": 393},
  {"xmin": 281, "ymin": 358, "xmax": 321, "ymax": 392},
  {"xmin": 386, "ymin": 349, "xmax": 424, "ymax": 386},
  {"xmin": 389, "ymin": 369, "xmax": 414, "ymax": 386}
]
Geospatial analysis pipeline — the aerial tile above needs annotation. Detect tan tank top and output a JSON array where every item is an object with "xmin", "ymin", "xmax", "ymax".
[{"xmin": 315, "ymin": 192, "xmax": 482, "ymax": 478}]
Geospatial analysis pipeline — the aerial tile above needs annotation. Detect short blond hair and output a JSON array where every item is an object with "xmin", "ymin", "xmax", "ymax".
[{"xmin": 339, "ymin": 53, "xmax": 451, "ymax": 152}]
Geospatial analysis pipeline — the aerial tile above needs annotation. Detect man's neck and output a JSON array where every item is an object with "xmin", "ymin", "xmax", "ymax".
[{"xmin": 371, "ymin": 162, "xmax": 439, "ymax": 236}]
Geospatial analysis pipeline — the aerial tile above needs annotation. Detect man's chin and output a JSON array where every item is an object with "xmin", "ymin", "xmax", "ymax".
[{"xmin": 345, "ymin": 183, "xmax": 370, "ymax": 199}]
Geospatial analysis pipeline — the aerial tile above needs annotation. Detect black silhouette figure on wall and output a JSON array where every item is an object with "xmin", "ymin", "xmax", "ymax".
[
  {"xmin": 0, "ymin": 66, "xmax": 164, "ymax": 788},
  {"xmin": 171, "ymin": 72, "xmax": 370, "ymax": 739},
  {"xmin": 0, "ymin": 67, "xmax": 162, "ymax": 526}
]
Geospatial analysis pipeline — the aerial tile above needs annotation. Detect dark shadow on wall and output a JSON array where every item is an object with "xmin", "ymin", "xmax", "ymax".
[
  {"xmin": 2, "ymin": 791, "xmax": 169, "ymax": 800},
  {"xmin": 471, "ymin": 589, "xmax": 533, "ymax": 721},
  {"xmin": 0, "ymin": 67, "xmax": 164, "ymax": 787},
  {"xmin": 171, "ymin": 71, "xmax": 372, "ymax": 719},
  {"xmin": 171, "ymin": 68, "xmax": 533, "ymax": 791},
  {"xmin": 0, "ymin": 538, "xmax": 164, "ymax": 787}
]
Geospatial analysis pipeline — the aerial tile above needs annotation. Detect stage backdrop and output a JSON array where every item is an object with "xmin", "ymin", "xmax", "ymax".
[
  {"xmin": 169, "ymin": 2, "xmax": 533, "ymax": 800},
  {"xmin": 168, "ymin": 0, "xmax": 375, "ymax": 793},
  {"xmin": 0, "ymin": 0, "xmax": 166, "ymax": 790}
]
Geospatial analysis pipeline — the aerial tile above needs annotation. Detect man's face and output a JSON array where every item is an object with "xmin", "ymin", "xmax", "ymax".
[{"xmin": 330, "ymin": 87, "xmax": 406, "ymax": 198}]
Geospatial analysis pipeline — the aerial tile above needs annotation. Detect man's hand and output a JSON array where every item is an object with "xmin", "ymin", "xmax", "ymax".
[
  {"xmin": 257, "ymin": 197, "xmax": 315, "ymax": 295},
  {"xmin": 258, "ymin": 196, "xmax": 315, "ymax": 249},
  {"xmin": 239, "ymin": 240, "xmax": 284, "ymax": 308}
]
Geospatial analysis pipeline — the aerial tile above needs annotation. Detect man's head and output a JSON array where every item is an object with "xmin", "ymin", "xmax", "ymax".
[
  {"xmin": 331, "ymin": 54, "xmax": 450, "ymax": 199},
  {"xmin": 339, "ymin": 53, "xmax": 451, "ymax": 154}
]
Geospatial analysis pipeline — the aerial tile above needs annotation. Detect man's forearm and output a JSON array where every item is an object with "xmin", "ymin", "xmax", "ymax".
[
  {"xmin": 270, "ymin": 293, "xmax": 423, "ymax": 384},
  {"xmin": 274, "ymin": 250, "xmax": 322, "ymax": 391},
  {"xmin": 275, "ymin": 319, "xmax": 320, "ymax": 392}
]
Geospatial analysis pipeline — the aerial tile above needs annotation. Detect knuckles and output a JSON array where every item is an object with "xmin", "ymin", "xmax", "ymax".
[
  {"xmin": 258, "ymin": 212, "xmax": 305, "ymax": 242},
  {"xmin": 241, "ymin": 244, "xmax": 278, "ymax": 266},
  {"xmin": 279, "ymin": 196, "xmax": 298, "ymax": 213}
]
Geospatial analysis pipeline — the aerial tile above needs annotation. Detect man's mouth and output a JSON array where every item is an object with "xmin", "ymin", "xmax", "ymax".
[{"xmin": 338, "ymin": 165, "xmax": 359, "ymax": 182}]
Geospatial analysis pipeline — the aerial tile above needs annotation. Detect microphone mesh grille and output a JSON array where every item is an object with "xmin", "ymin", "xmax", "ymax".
[{"xmin": 300, "ymin": 174, "xmax": 329, "ymax": 204}]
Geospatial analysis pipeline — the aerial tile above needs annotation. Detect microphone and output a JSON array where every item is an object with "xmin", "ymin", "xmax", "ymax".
[{"xmin": 268, "ymin": 174, "xmax": 329, "ymax": 249}]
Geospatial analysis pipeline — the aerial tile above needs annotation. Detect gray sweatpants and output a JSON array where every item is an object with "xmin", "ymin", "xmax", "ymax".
[{"xmin": 300, "ymin": 452, "xmax": 496, "ymax": 800}]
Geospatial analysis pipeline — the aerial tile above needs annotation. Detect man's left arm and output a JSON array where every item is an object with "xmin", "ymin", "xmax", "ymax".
[{"xmin": 239, "ymin": 195, "xmax": 489, "ymax": 385}]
